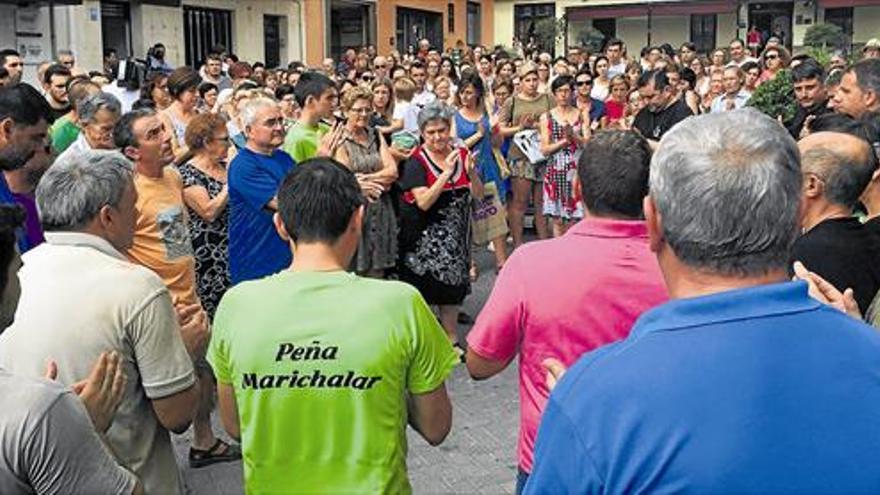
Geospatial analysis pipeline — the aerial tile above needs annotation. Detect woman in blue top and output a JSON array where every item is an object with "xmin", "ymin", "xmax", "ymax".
[{"xmin": 453, "ymin": 72, "xmax": 508, "ymax": 274}]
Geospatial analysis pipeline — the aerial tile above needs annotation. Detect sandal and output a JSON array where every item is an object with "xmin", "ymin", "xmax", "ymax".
[
  {"xmin": 469, "ymin": 264, "xmax": 479, "ymax": 282},
  {"xmin": 189, "ymin": 439, "xmax": 242, "ymax": 468},
  {"xmin": 452, "ymin": 342, "xmax": 467, "ymax": 364}
]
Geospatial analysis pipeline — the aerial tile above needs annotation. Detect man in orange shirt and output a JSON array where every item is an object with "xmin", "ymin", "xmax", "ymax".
[{"xmin": 115, "ymin": 108, "xmax": 240, "ymax": 468}]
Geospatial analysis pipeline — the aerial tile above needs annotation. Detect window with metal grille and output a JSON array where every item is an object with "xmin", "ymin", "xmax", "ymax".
[
  {"xmin": 690, "ymin": 14, "xmax": 717, "ymax": 54},
  {"xmin": 467, "ymin": 2, "xmax": 481, "ymax": 46},
  {"xmin": 183, "ymin": 6, "xmax": 233, "ymax": 69},
  {"xmin": 514, "ymin": 3, "xmax": 555, "ymax": 50}
]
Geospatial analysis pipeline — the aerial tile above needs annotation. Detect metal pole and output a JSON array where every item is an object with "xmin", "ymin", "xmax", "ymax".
[
  {"xmin": 647, "ymin": 5, "xmax": 652, "ymax": 47},
  {"xmin": 49, "ymin": 0, "xmax": 56, "ymax": 61}
]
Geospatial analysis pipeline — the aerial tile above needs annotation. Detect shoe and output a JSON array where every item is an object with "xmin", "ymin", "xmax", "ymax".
[
  {"xmin": 457, "ymin": 312, "xmax": 474, "ymax": 324},
  {"xmin": 189, "ymin": 439, "xmax": 242, "ymax": 468},
  {"xmin": 452, "ymin": 342, "xmax": 466, "ymax": 363}
]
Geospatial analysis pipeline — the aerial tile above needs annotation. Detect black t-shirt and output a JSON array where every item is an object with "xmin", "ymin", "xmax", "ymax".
[
  {"xmin": 786, "ymin": 100, "xmax": 833, "ymax": 139},
  {"xmin": 48, "ymin": 104, "xmax": 71, "ymax": 123},
  {"xmin": 791, "ymin": 217, "xmax": 880, "ymax": 313},
  {"xmin": 633, "ymin": 98, "xmax": 693, "ymax": 141}
]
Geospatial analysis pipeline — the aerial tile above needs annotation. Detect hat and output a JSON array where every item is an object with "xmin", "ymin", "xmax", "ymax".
[
  {"xmin": 864, "ymin": 38, "xmax": 880, "ymax": 52},
  {"xmin": 517, "ymin": 61, "xmax": 539, "ymax": 78}
]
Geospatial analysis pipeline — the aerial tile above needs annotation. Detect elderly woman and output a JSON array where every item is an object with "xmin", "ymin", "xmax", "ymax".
[
  {"xmin": 57, "ymin": 91, "xmax": 122, "ymax": 162},
  {"xmin": 333, "ymin": 86, "xmax": 398, "ymax": 278},
  {"xmin": 179, "ymin": 113, "xmax": 230, "ymax": 318},
  {"xmin": 759, "ymin": 46, "xmax": 791, "ymax": 84},
  {"xmin": 398, "ymin": 101, "xmax": 483, "ymax": 347},
  {"xmin": 161, "ymin": 67, "xmax": 202, "ymax": 163}
]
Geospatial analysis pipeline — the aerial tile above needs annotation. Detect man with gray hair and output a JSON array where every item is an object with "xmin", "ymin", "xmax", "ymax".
[
  {"xmin": 791, "ymin": 130, "xmax": 880, "ymax": 314},
  {"xmin": 0, "ymin": 150, "xmax": 206, "ymax": 494},
  {"xmin": 229, "ymin": 97, "xmax": 296, "ymax": 283},
  {"xmin": 525, "ymin": 109, "xmax": 880, "ymax": 493},
  {"xmin": 56, "ymin": 91, "xmax": 121, "ymax": 163}
]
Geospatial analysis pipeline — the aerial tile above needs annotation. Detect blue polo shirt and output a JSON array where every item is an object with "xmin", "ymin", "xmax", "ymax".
[
  {"xmin": 526, "ymin": 281, "xmax": 880, "ymax": 494},
  {"xmin": 228, "ymin": 147, "xmax": 295, "ymax": 284}
]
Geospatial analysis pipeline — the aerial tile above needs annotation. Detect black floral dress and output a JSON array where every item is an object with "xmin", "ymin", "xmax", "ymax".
[
  {"xmin": 178, "ymin": 162, "xmax": 231, "ymax": 318},
  {"xmin": 397, "ymin": 146, "xmax": 472, "ymax": 305}
]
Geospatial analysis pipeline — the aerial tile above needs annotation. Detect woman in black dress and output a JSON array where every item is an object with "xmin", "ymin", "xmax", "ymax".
[
  {"xmin": 398, "ymin": 101, "xmax": 484, "ymax": 345},
  {"xmin": 179, "ymin": 113, "xmax": 231, "ymax": 318}
]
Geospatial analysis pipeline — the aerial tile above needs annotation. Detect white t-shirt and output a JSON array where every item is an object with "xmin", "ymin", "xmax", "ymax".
[
  {"xmin": 393, "ymin": 100, "xmax": 420, "ymax": 134},
  {"xmin": 102, "ymin": 81, "xmax": 140, "ymax": 113},
  {"xmin": 0, "ymin": 232, "xmax": 196, "ymax": 495}
]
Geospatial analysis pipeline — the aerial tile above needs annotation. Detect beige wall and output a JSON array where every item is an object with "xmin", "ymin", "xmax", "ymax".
[
  {"xmin": 494, "ymin": 0, "xmax": 515, "ymax": 49},
  {"xmin": 716, "ymin": 12, "xmax": 738, "ymax": 49},
  {"xmin": 853, "ymin": 5, "xmax": 880, "ymax": 45}
]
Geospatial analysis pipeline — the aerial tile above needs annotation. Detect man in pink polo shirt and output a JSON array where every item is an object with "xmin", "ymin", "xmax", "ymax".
[{"xmin": 465, "ymin": 130, "xmax": 668, "ymax": 493}]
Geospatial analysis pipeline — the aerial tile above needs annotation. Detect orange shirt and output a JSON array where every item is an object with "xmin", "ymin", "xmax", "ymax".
[{"xmin": 127, "ymin": 167, "xmax": 200, "ymax": 306}]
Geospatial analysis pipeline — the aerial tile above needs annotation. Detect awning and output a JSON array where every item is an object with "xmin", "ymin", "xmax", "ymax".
[
  {"xmin": 819, "ymin": 0, "xmax": 880, "ymax": 7},
  {"xmin": 566, "ymin": 0, "xmax": 737, "ymax": 20}
]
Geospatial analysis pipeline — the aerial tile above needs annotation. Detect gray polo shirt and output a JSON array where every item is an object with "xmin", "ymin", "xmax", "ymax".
[
  {"xmin": 0, "ymin": 232, "xmax": 196, "ymax": 494},
  {"xmin": 0, "ymin": 368, "xmax": 137, "ymax": 494}
]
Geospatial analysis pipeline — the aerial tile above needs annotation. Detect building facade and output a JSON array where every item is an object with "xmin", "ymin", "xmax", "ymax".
[{"xmin": 494, "ymin": 0, "xmax": 880, "ymax": 56}]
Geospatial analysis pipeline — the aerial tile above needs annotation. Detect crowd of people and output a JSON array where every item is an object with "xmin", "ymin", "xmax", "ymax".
[{"xmin": 0, "ymin": 31, "xmax": 879, "ymax": 493}]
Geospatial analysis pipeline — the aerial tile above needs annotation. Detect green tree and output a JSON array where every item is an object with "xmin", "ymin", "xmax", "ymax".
[
  {"xmin": 532, "ymin": 16, "xmax": 566, "ymax": 54},
  {"xmin": 746, "ymin": 69, "xmax": 797, "ymax": 124},
  {"xmin": 803, "ymin": 23, "xmax": 847, "ymax": 50}
]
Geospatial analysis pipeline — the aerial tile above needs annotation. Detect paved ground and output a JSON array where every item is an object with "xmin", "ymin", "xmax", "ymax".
[{"xmin": 173, "ymin": 244, "xmax": 522, "ymax": 494}]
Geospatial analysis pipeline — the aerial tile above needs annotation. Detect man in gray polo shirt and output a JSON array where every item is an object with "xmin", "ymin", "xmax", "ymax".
[{"xmin": 0, "ymin": 150, "xmax": 208, "ymax": 494}]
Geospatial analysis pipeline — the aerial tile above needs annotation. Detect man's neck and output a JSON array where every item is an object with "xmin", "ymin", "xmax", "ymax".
[
  {"xmin": 135, "ymin": 160, "xmax": 164, "ymax": 178},
  {"xmin": 299, "ymin": 110, "xmax": 322, "ymax": 128},
  {"xmin": 802, "ymin": 201, "xmax": 852, "ymax": 232},
  {"xmin": 2, "ymin": 170, "xmax": 27, "ymax": 195},
  {"xmin": 246, "ymin": 142, "xmax": 275, "ymax": 156},
  {"xmin": 862, "ymin": 187, "xmax": 880, "ymax": 220},
  {"xmin": 48, "ymin": 99, "xmax": 67, "ymax": 110},
  {"xmin": 289, "ymin": 242, "xmax": 350, "ymax": 273},
  {"xmin": 659, "ymin": 249, "xmax": 789, "ymax": 300}
]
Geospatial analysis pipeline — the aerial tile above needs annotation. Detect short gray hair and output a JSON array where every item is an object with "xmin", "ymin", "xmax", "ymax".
[
  {"xmin": 650, "ymin": 108, "xmax": 802, "ymax": 276},
  {"xmin": 77, "ymin": 91, "xmax": 121, "ymax": 123},
  {"xmin": 417, "ymin": 100, "xmax": 455, "ymax": 131},
  {"xmin": 36, "ymin": 150, "xmax": 134, "ymax": 231},
  {"xmin": 239, "ymin": 97, "xmax": 277, "ymax": 128}
]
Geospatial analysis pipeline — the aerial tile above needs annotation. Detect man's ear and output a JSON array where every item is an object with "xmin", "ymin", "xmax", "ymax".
[
  {"xmin": 644, "ymin": 195, "xmax": 664, "ymax": 254},
  {"xmin": 350, "ymin": 205, "xmax": 365, "ymax": 235},
  {"xmin": 98, "ymin": 204, "xmax": 114, "ymax": 231},
  {"xmin": 803, "ymin": 173, "xmax": 824, "ymax": 199},
  {"xmin": 121, "ymin": 145, "xmax": 139, "ymax": 162},
  {"xmin": 273, "ymin": 212, "xmax": 290, "ymax": 242},
  {"xmin": 0, "ymin": 118, "xmax": 14, "ymax": 145}
]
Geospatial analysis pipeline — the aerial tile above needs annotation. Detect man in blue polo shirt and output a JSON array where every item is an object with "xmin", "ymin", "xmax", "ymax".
[
  {"xmin": 526, "ymin": 109, "xmax": 880, "ymax": 493},
  {"xmin": 229, "ymin": 97, "xmax": 295, "ymax": 284}
]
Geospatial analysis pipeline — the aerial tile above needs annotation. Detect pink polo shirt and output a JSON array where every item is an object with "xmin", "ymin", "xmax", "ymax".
[{"xmin": 467, "ymin": 217, "xmax": 668, "ymax": 473}]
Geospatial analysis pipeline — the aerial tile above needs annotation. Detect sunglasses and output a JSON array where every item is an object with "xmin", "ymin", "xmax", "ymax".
[
  {"xmin": 374, "ymin": 64, "xmax": 387, "ymax": 69},
  {"xmin": 362, "ymin": 75, "xmax": 374, "ymax": 81},
  {"xmin": 765, "ymin": 54, "xmax": 779, "ymax": 60},
  {"xmin": 576, "ymin": 80, "xmax": 592, "ymax": 86}
]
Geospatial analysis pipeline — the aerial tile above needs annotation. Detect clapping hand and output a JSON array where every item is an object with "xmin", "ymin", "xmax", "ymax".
[
  {"xmin": 542, "ymin": 358, "xmax": 567, "ymax": 392},
  {"xmin": 317, "ymin": 123, "xmax": 346, "ymax": 157},
  {"xmin": 356, "ymin": 173, "xmax": 383, "ymax": 203},
  {"xmin": 72, "ymin": 352, "xmax": 127, "ymax": 433},
  {"xmin": 792, "ymin": 261, "xmax": 862, "ymax": 320}
]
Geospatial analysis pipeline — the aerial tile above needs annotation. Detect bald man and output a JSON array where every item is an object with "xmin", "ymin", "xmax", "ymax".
[{"xmin": 792, "ymin": 131, "xmax": 880, "ymax": 313}]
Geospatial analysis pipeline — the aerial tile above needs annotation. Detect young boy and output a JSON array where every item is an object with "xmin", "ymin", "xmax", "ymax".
[{"xmin": 283, "ymin": 72, "xmax": 340, "ymax": 162}]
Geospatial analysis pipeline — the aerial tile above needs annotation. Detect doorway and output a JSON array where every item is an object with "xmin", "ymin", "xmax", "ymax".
[
  {"xmin": 330, "ymin": 1, "xmax": 373, "ymax": 60},
  {"xmin": 264, "ymin": 15, "xmax": 281, "ymax": 68},
  {"xmin": 396, "ymin": 7, "xmax": 442, "ymax": 54},
  {"xmin": 748, "ymin": 2, "xmax": 793, "ymax": 50}
]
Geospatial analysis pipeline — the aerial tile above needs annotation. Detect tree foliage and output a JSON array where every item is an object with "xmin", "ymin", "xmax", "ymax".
[
  {"xmin": 746, "ymin": 70, "xmax": 797, "ymax": 124},
  {"xmin": 803, "ymin": 23, "xmax": 847, "ymax": 50}
]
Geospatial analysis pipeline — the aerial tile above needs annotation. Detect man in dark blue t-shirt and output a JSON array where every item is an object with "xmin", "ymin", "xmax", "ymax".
[
  {"xmin": 229, "ymin": 98, "xmax": 295, "ymax": 284},
  {"xmin": 526, "ymin": 110, "xmax": 880, "ymax": 494}
]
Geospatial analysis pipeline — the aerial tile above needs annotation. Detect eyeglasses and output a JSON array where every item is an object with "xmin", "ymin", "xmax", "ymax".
[
  {"xmin": 212, "ymin": 135, "xmax": 231, "ymax": 143},
  {"xmin": 374, "ymin": 64, "xmax": 387, "ymax": 69},
  {"xmin": 349, "ymin": 107, "xmax": 371, "ymax": 114},
  {"xmin": 765, "ymin": 54, "xmax": 779, "ymax": 60},
  {"xmin": 576, "ymin": 80, "xmax": 592, "ymax": 86}
]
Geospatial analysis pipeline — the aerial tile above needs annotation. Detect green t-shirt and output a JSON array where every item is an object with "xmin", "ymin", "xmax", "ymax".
[
  {"xmin": 208, "ymin": 270, "xmax": 458, "ymax": 494},
  {"xmin": 50, "ymin": 116, "xmax": 80, "ymax": 155},
  {"xmin": 282, "ymin": 121, "xmax": 330, "ymax": 163}
]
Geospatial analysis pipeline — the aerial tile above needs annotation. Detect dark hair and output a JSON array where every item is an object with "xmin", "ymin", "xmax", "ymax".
[
  {"xmin": 275, "ymin": 84, "xmax": 295, "ymax": 100},
  {"xmin": 680, "ymin": 67, "xmax": 697, "ymax": 89},
  {"xmin": 277, "ymin": 157, "xmax": 364, "ymax": 244},
  {"xmin": 551, "ymin": 74, "xmax": 574, "ymax": 94},
  {"xmin": 789, "ymin": 61, "xmax": 824, "ymax": 86},
  {"xmin": 458, "ymin": 71, "xmax": 485, "ymax": 101},
  {"xmin": 139, "ymin": 72, "xmax": 167, "ymax": 101},
  {"xmin": 741, "ymin": 61, "xmax": 760, "ymax": 73},
  {"xmin": 809, "ymin": 113, "xmax": 875, "ymax": 143},
  {"xmin": 43, "ymin": 63, "xmax": 71, "ymax": 86},
  {"xmin": 293, "ymin": 72, "xmax": 336, "ymax": 107},
  {"xmin": 439, "ymin": 56, "xmax": 459, "ymax": 83},
  {"xmin": 493, "ymin": 77, "xmax": 514, "ymax": 95},
  {"xmin": 605, "ymin": 38, "xmax": 624, "ymax": 51},
  {"xmin": 849, "ymin": 58, "xmax": 880, "ymax": 97},
  {"xmin": 252, "ymin": 62, "xmax": 265, "ymax": 70},
  {"xmin": 592, "ymin": 55, "xmax": 609, "ymax": 78},
  {"xmin": 184, "ymin": 112, "xmax": 227, "ymax": 151},
  {"xmin": 288, "ymin": 61, "xmax": 305, "ymax": 73},
  {"xmin": 0, "ymin": 204, "xmax": 23, "ymax": 296},
  {"xmin": 166, "ymin": 67, "xmax": 202, "ymax": 98},
  {"xmin": 578, "ymin": 130, "xmax": 652, "ymax": 218},
  {"xmin": 113, "ymin": 108, "xmax": 155, "ymax": 149},
  {"xmin": 0, "ymin": 83, "xmax": 53, "ymax": 126},
  {"xmin": 198, "ymin": 81, "xmax": 218, "ymax": 98},
  {"xmin": 411, "ymin": 60, "xmax": 426, "ymax": 72},
  {"xmin": 0, "ymin": 49, "xmax": 20, "ymax": 67},
  {"xmin": 680, "ymin": 42, "xmax": 697, "ymax": 52},
  {"xmin": 637, "ymin": 69, "xmax": 670, "ymax": 91}
]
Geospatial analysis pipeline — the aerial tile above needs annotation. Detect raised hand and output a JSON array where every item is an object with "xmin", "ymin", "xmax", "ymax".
[
  {"xmin": 317, "ymin": 123, "xmax": 346, "ymax": 157},
  {"xmin": 71, "ymin": 351, "xmax": 127, "ymax": 433},
  {"xmin": 793, "ymin": 261, "xmax": 862, "ymax": 320},
  {"xmin": 176, "ymin": 303, "xmax": 211, "ymax": 359}
]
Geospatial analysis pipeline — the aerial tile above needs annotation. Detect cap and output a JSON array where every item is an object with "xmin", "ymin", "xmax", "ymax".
[
  {"xmin": 864, "ymin": 38, "xmax": 880, "ymax": 52},
  {"xmin": 517, "ymin": 61, "xmax": 539, "ymax": 78}
]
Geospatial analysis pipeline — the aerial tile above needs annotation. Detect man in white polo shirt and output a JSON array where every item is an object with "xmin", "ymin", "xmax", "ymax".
[{"xmin": 0, "ymin": 150, "xmax": 208, "ymax": 494}]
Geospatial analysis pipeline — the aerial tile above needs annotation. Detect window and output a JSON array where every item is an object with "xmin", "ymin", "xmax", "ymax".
[
  {"xmin": 397, "ymin": 7, "xmax": 443, "ymax": 53},
  {"xmin": 824, "ymin": 7, "xmax": 853, "ymax": 44},
  {"xmin": 448, "ymin": 3, "xmax": 455, "ymax": 33},
  {"xmin": 514, "ymin": 3, "xmax": 555, "ymax": 51},
  {"xmin": 467, "ymin": 2, "xmax": 481, "ymax": 46},
  {"xmin": 183, "ymin": 6, "xmax": 233, "ymax": 68},
  {"xmin": 690, "ymin": 14, "xmax": 716, "ymax": 54}
]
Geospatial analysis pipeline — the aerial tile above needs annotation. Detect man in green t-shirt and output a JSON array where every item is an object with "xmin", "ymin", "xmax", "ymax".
[
  {"xmin": 282, "ymin": 72, "xmax": 344, "ymax": 162},
  {"xmin": 209, "ymin": 157, "xmax": 458, "ymax": 494}
]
